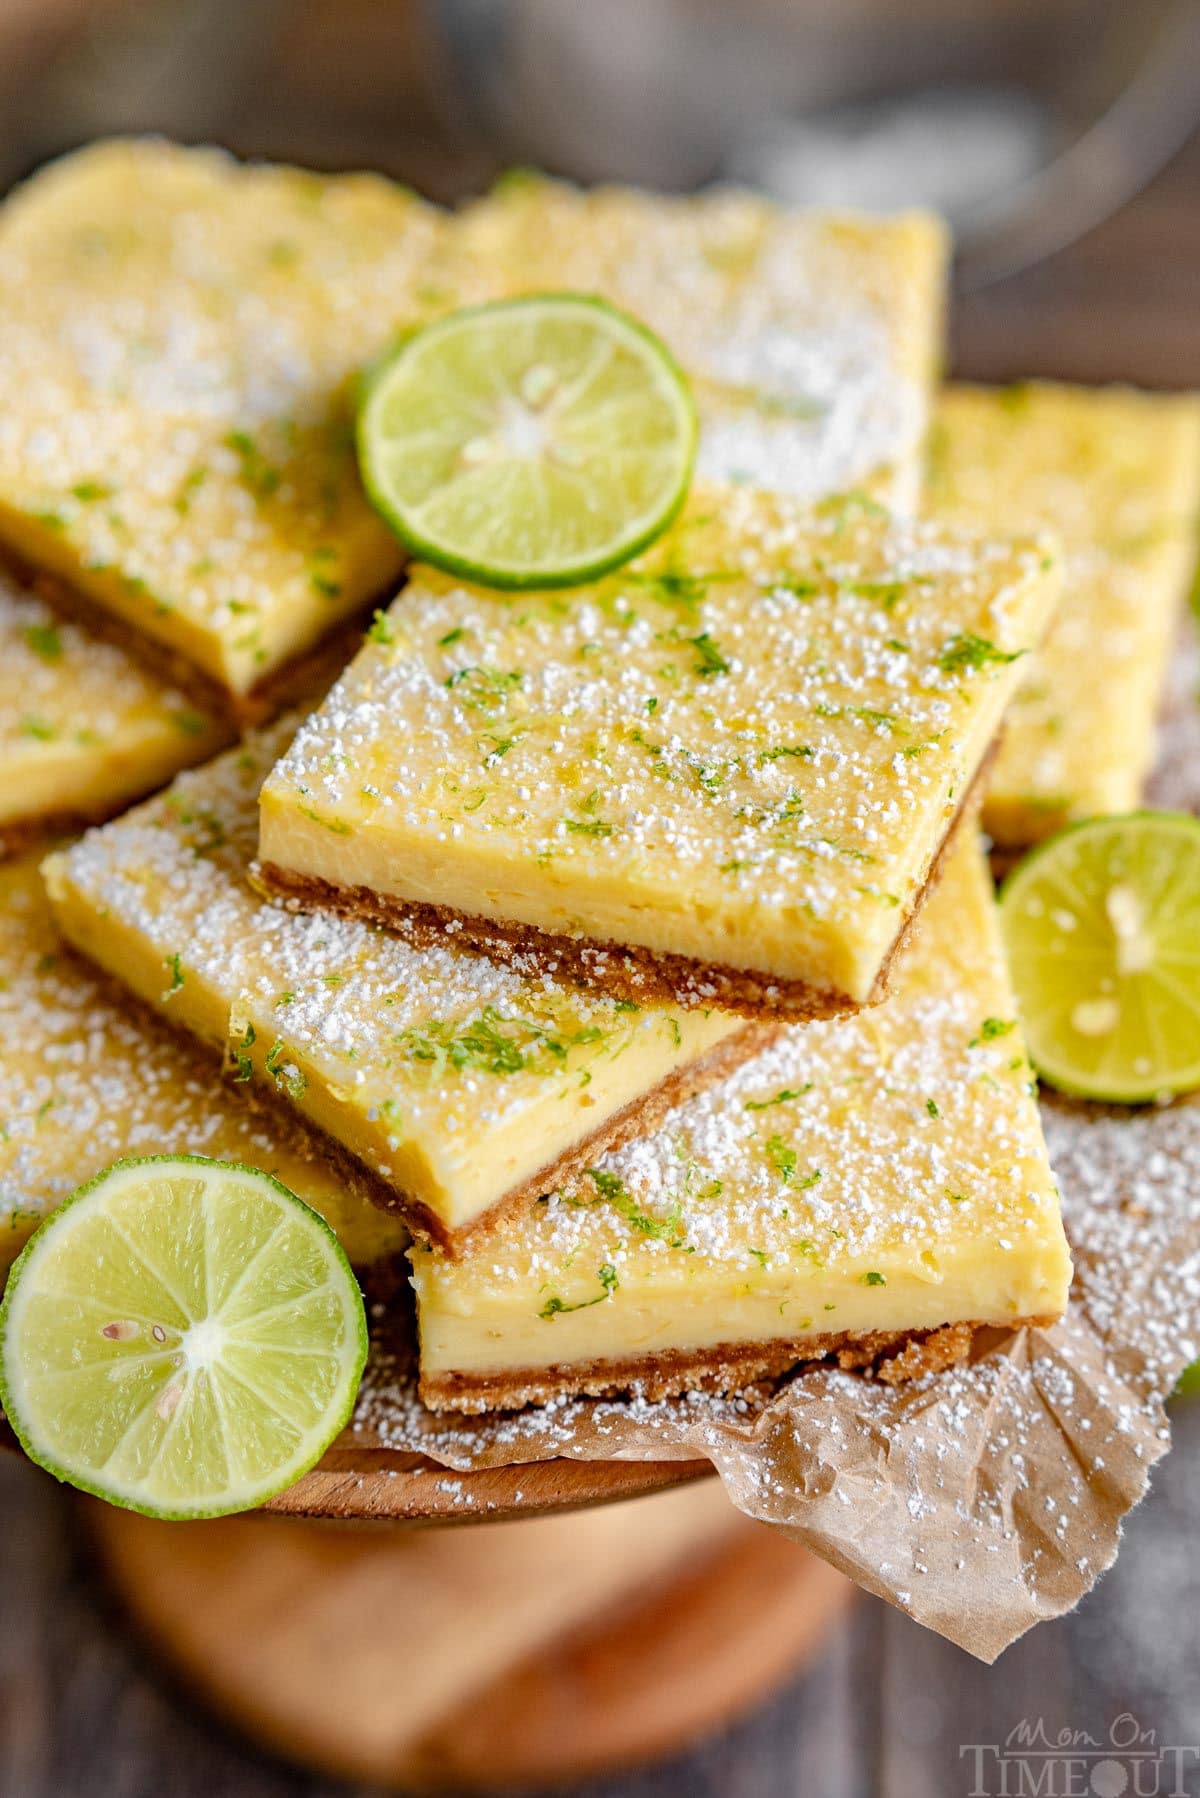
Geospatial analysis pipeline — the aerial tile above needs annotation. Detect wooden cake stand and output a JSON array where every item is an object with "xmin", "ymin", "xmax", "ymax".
[{"xmin": 4, "ymin": 1414, "xmax": 854, "ymax": 1788}]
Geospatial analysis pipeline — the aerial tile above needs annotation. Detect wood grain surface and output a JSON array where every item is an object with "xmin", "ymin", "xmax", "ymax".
[{"xmin": 83, "ymin": 1483, "xmax": 855, "ymax": 1789}]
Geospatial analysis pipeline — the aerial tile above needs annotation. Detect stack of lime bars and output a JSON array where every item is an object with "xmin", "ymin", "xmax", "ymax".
[{"xmin": 1, "ymin": 140, "xmax": 1198, "ymax": 1519}]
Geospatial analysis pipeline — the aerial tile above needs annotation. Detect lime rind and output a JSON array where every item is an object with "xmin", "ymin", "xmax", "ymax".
[
  {"xmin": 998, "ymin": 811, "xmax": 1200, "ymax": 1104},
  {"xmin": 0, "ymin": 1156, "xmax": 368, "ymax": 1520},
  {"xmin": 357, "ymin": 293, "xmax": 698, "ymax": 591}
]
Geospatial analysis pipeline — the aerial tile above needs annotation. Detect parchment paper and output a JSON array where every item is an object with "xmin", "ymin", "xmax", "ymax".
[{"xmin": 354, "ymin": 625, "xmax": 1200, "ymax": 1664}]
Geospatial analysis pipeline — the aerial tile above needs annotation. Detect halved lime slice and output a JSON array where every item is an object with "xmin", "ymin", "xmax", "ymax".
[
  {"xmin": 0, "ymin": 1157, "xmax": 367, "ymax": 1518},
  {"xmin": 357, "ymin": 294, "xmax": 697, "ymax": 589},
  {"xmin": 998, "ymin": 812, "xmax": 1200, "ymax": 1102}
]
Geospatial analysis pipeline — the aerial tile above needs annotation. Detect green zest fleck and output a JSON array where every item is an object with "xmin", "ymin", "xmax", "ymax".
[
  {"xmin": 438, "ymin": 626, "xmax": 466, "ymax": 647},
  {"xmin": 163, "ymin": 953, "xmax": 185, "ymax": 996},
  {"xmin": 166, "ymin": 796, "xmax": 228, "ymax": 857},
  {"xmin": 970, "ymin": 1016, "xmax": 1017, "ymax": 1047},
  {"xmin": 745, "ymin": 1086, "xmax": 812, "ymax": 1111},
  {"xmin": 765, "ymin": 1134, "xmax": 797, "ymax": 1183},
  {"xmin": 758, "ymin": 744, "xmax": 814, "ymax": 764},
  {"xmin": 224, "ymin": 429, "xmax": 282, "ymax": 500},
  {"xmin": 298, "ymin": 805, "xmax": 350, "ymax": 836},
  {"xmin": 232, "ymin": 1023, "xmax": 256, "ymax": 1082},
  {"xmin": 937, "ymin": 633, "xmax": 1024, "ymax": 677},
  {"xmin": 19, "ymin": 716, "xmax": 56, "ymax": 741},
  {"xmin": 845, "ymin": 578, "xmax": 907, "ymax": 611},
  {"xmin": 687, "ymin": 631, "xmax": 731, "ymax": 678},
  {"xmin": 174, "ymin": 466, "xmax": 208, "ymax": 515},
  {"xmin": 264, "ymin": 1038, "xmax": 307, "ymax": 1102},
  {"xmin": 398, "ymin": 1005, "xmax": 604, "ymax": 1079},
  {"xmin": 863, "ymin": 1270, "xmax": 887, "ymax": 1287},
  {"xmin": 926, "ymin": 1098, "xmax": 940, "ymax": 1118},
  {"xmin": 627, "ymin": 569, "xmax": 735, "ymax": 613},
  {"xmin": 565, "ymin": 817, "xmax": 614, "ymax": 838},
  {"xmin": 22, "ymin": 623, "xmax": 63, "ymax": 662},
  {"xmin": 367, "ymin": 610, "xmax": 396, "ymax": 646},
  {"xmin": 70, "ymin": 480, "xmax": 113, "ymax": 503},
  {"xmin": 444, "ymin": 665, "xmax": 523, "ymax": 711},
  {"xmin": 586, "ymin": 1168, "xmax": 688, "ymax": 1250},
  {"xmin": 539, "ymin": 1263, "xmax": 619, "ymax": 1319}
]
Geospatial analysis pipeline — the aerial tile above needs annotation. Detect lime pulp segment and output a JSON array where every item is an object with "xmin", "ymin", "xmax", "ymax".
[
  {"xmin": 0, "ymin": 1157, "xmax": 367, "ymax": 1518},
  {"xmin": 998, "ymin": 812, "xmax": 1200, "ymax": 1103},
  {"xmin": 357, "ymin": 294, "xmax": 698, "ymax": 589}
]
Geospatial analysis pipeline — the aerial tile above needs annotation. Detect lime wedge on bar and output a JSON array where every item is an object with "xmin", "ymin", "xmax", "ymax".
[
  {"xmin": 0, "ymin": 1157, "xmax": 367, "ymax": 1518},
  {"xmin": 357, "ymin": 294, "xmax": 697, "ymax": 589},
  {"xmin": 998, "ymin": 812, "xmax": 1200, "ymax": 1102}
]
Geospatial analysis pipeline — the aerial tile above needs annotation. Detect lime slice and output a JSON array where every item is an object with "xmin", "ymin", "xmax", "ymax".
[
  {"xmin": 1175, "ymin": 1360, "xmax": 1200, "ymax": 1400},
  {"xmin": 357, "ymin": 294, "xmax": 697, "ymax": 589},
  {"xmin": 0, "ymin": 1157, "xmax": 367, "ymax": 1518},
  {"xmin": 998, "ymin": 812, "xmax": 1200, "ymax": 1102}
]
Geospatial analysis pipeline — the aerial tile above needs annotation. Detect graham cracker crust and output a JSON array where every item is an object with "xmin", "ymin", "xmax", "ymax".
[
  {"xmin": 0, "ymin": 544, "xmax": 373, "ymax": 726},
  {"xmin": 1, "ymin": 809, "xmax": 93, "ymax": 863},
  {"xmin": 256, "ymin": 744, "xmax": 996, "ymax": 1022},
  {"xmin": 420, "ymin": 1315, "xmax": 1058, "ymax": 1414}
]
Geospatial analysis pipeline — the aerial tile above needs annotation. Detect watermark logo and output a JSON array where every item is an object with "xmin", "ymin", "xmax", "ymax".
[{"xmin": 960, "ymin": 1713, "xmax": 1199, "ymax": 1796}]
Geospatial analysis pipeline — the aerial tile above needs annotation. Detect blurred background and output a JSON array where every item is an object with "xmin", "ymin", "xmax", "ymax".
[
  {"xmin": 1, "ymin": 0, "xmax": 1199, "ymax": 382},
  {"xmin": 2, "ymin": 2, "xmax": 1200, "ymax": 1794}
]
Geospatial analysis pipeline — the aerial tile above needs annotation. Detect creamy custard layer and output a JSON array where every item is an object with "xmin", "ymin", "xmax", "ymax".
[
  {"xmin": 0, "ymin": 856, "xmax": 405, "ymax": 1277},
  {"xmin": 0, "ymin": 570, "xmax": 228, "ymax": 845},
  {"xmin": 260, "ymin": 488, "xmax": 1059, "ymax": 1007},
  {"xmin": 0, "ymin": 141, "xmax": 488, "ymax": 705},
  {"xmin": 44, "ymin": 730, "xmax": 747, "ymax": 1243},
  {"xmin": 463, "ymin": 174, "xmax": 948, "ymax": 511},
  {"xmin": 928, "ymin": 383, "xmax": 1200, "ymax": 847},
  {"xmin": 413, "ymin": 839, "xmax": 1072, "ymax": 1407}
]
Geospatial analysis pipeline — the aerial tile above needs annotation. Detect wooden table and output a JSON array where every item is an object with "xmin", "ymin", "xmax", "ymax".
[{"xmin": 5, "ymin": 1395, "xmax": 1200, "ymax": 1797}]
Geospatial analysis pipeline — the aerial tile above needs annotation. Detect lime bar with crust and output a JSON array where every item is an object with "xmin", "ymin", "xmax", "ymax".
[
  {"xmin": 928, "ymin": 382, "xmax": 1200, "ymax": 849},
  {"xmin": 43, "ymin": 728, "xmax": 768, "ymax": 1251},
  {"xmin": 0, "ymin": 855, "xmax": 406, "ymax": 1279},
  {"xmin": 463, "ymin": 173, "xmax": 948, "ymax": 510},
  {"xmin": 0, "ymin": 140, "xmax": 480, "ymax": 713},
  {"xmin": 412, "ymin": 837, "xmax": 1073, "ymax": 1413},
  {"xmin": 0, "ymin": 564, "xmax": 228, "ymax": 853},
  {"xmin": 258, "ymin": 488, "xmax": 1061, "ymax": 1019}
]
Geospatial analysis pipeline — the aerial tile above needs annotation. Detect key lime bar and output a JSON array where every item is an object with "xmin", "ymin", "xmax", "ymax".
[
  {"xmin": 258, "ymin": 488, "xmax": 1060, "ymax": 1019},
  {"xmin": 0, "ymin": 140, "xmax": 479, "ymax": 714},
  {"xmin": 413, "ymin": 836, "xmax": 1072, "ymax": 1412},
  {"xmin": 463, "ymin": 173, "xmax": 948, "ymax": 509},
  {"xmin": 928, "ymin": 383, "xmax": 1200, "ymax": 849},
  {"xmin": 0, "ymin": 565, "xmax": 228, "ymax": 853},
  {"xmin": 43, "ymin": 728, "xmax": 766, "ymax": 1251},
  {"xmin": 0, "ymin": 856, "xmax": 405, "ymax": 1280}
]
